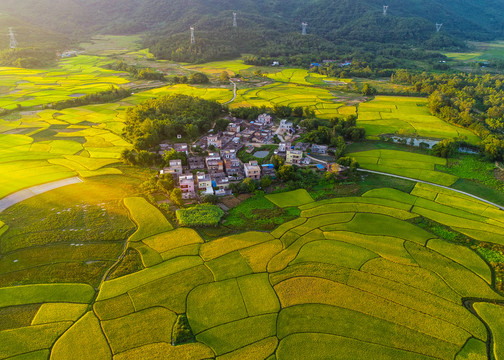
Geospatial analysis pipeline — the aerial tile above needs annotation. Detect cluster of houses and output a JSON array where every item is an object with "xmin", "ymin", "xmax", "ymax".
[
  {"xmin": 158, "ymin": 114, "xmax": 332, "ymax": 200},
  {"xmin": 160, "ymin": 149, "xmax": 274, "ymax": 199},
  {"xmin": 193, "ymin": 114, "xmax": 276, "ymax": 153}
]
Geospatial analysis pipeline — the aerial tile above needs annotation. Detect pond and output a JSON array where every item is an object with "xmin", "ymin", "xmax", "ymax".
[
  {"xmin": 385, "ymin": 135, "xmax": 480, "ymax": 154},
  {"xmin": 253, "ymin": 151, "xmax": 270, "ymax": 159}
]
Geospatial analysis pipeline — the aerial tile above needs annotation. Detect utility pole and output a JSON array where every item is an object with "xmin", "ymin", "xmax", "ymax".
[
  {"xmin": 302, "ymin": 22, "xmax": 308, "ymax": 35},
  {"xmin": 190, "ymin": 26, "xmax": 195, "ymax": 44},
  {"xmin": 233, "ymin": 12, "xmax": 237, "ymax": 27}
]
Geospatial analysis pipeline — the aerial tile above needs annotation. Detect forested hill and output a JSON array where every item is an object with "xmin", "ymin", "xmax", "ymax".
[
  {"xmin": 1, "ymin": 0, "xmax": 504, "ymax": 64},
  {"xmin": 1, "ymin": 0, "xmax": 503, "ymax": 40}
]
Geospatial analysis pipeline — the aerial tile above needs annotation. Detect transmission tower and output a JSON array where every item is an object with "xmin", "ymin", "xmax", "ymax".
[
  {"xmin": 8, "ymin": 27, "xmax": 17, "ymax": 49},
  {"xmin": 301, "ymin": 22, "xmax": 308, "ymax": 35},
  {"xmin": 190, "ymin": 26, "xmax": 195, "ymax": 44},
  {"xmin": 436, "ymin": 23, "xmax": 443, "ymax": 32},
  {"xmin": 233, "ymin": 12, "xmax": 237, "ymax": 27},
  {"xmin": 383, "ymin": 5, "xmax": 389, "ymax": 16}
]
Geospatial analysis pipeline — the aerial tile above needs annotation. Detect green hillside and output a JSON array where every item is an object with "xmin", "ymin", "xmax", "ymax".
[{"xmin": 1, "ymin": 0, "xmax": 503, "ymax": 64}]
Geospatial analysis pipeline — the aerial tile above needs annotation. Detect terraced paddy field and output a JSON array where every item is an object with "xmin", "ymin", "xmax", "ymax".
[
  {"xmin": 0, "ymin": 102, "xmax": 134, "ymax": 198},
  {"xmin": 233, "ymin": 82, "xmax": 355, "ymax": 118},
  {"xmin": 80, "ymin": 35, "xmax": 143, "ymax": 56},
  {"xmin": 357, "ymin": 96, "xmax": 480, "ymax": 143},
  {"xmin": 2, "ymin": 187, "xmax": 503, "ymax": 359},
  {"xmin": 0, "ymin": 56, "xmax": 130, "ymax": 110},
  {"xmin": 264, "ymin": 68, "xmax": 346, "ymax": 87},
  {"xmin": 184, "ymin": 60, "xmax": 253, "ymax": 76},
  {"xmin": 0, "ymin": 56, "xmax": 502, "ymax": 359},
  {"xmin": 0, "ymin": 70, "xmax": 233, "ymax": 200}
]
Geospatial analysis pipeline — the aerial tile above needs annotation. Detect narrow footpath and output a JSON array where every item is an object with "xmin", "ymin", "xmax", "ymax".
[
  {"xmin": 223, "ymin": 80, "xmax": 237, "ymax": 105},
  {"xmin": 0, "ymin": 177, "xmax": 83, "ymax": 213}
]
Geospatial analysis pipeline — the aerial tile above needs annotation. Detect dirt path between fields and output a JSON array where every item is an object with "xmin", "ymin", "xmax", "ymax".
[
  {"xmin": 0, "ymin": 177, "xmax": 83, "ymax": 213},
  {"xmin": 223, "ymin": 80, "xmax": 237, "ymax": 105}
]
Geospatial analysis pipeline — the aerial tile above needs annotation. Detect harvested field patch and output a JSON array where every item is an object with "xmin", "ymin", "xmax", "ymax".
[{"xmin": 265, "ymin": 189, "xmax": 314, "ymax": 208}]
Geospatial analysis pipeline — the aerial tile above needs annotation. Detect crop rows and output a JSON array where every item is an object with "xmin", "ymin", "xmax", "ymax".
[
  {"xmin": 348, "ymin": 149, "xmax": 459, "ymax": 186},
  {"xmin": 2, "ymin": 187, "xmax": 502, "ymax": 359}
]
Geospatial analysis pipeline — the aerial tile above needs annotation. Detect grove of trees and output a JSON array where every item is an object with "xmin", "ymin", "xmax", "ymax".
[
  {"xmin": 123, "ymin": 94, "xmax": 224, "ymax": 150},
  {"xmin": 392, "ymin": 70, "xmax": 504, "ymax": 160}
]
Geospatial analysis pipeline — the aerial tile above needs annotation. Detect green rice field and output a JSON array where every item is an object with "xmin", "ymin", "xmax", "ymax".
[
  {"xmin": 445, "ymin": 40, "xmax": 504, "ymax": 62},
  {"xmin": 2, "ymin": 186, "xmax": 503, "ymax": 359},
  {"xmin": 357, "ymin": 96, "xmax": 479, "ymax": 143},
  {"xmin": 348, "ymin": 149, "xmax": 459, "ymax": 186},
  {"xmin": 0, "ymin": 55, "xmax": 130, "ymax": 110}
]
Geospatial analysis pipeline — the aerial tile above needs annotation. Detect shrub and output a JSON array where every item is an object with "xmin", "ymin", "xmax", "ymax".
[
  {"xmin": 172, "ymin": 314, "xmax": 195, "ymax": 345},
  {"xmin": 176, "ymin": 204, "xmax": 225, "ymax": 227}
]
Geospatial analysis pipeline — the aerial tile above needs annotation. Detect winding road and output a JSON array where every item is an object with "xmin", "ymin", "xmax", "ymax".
[
  {"xmin": 303, "ymin": 154, "xmax": 504, "ymax": 210},
  {"xmin": 223, "ymin": 80, "xmax": 237, "ymax": 105},
  {"xmin": 357, "ymin": 168, "xmax": 504, "ymax": 211}
]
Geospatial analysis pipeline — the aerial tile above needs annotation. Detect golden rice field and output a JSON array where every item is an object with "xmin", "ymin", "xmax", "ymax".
[
  {"xmin": 1, "ymin": 188, "xmax": 503, "ymax": 359},
  {"xmin": 1, "ymin": 54, "xmax": 501, "ymax": 359}
]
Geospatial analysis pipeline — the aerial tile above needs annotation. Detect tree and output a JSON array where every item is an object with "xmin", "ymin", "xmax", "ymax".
[
  {"xmin": 432, "ymin": 139, "xmax": 458, "ymax": 158},
  {"xmin": 120, "ymin": 149, "xmax": 137, "ymax": 165},
  {"xmin": 203, "ymin": 194, "xmax": 219, "ymax": 204},
  {"xmin": 361, "ymin": 83, "xmax": 377, "ymax": 96},
  {"xmin": 272, "ymin": 155, "xmax": 285, "ymax": 170},
  {"xmin": 483, "ymin": 135, "xmax": 504, "ymax": 161},
  {"xmin": 276, "ymin": 165, "xmax": 296, "ymax": 181},
  {"xmin": 163, "ymin": 149, "xmax": 187, "ymax": 166},
  {"xmin": 185, "ymin": 123, "xmax": 199, "ymax": 140},
  {"xmin": 273, "ymin": 105, "xmax": 292, "ymax": 118},
  {"xmin": 293, "ymin": 106, "xmax": 303, "ymax": 117},
  {"xmin": 350, "ymin": 127, "xmax": 366, "ymax": 142},
  {"xmin": 188, "ymin": 72, "xmax": 209, "ymax": 84},
  {"xmin": 173, "ymin": 75, "xmax": 188, "ymax": 84},
  {"xmin": 260, "ymin": 176, "xmax": 272, "ymax": 188},
  {"xmin": 241, "ymin": 178, "xmax": 257, "ymax": 192},
  {"xmin": 214, "ymin": 118, "xmax": 230, "ymax": 132},
  {"xmin": 157, "ymin": 176, "xmax": 175, "ymax": 193},
  {"xmin": 136, "ymin": 150, "xmax": 159, "ymax": 167},
  {"xmin": 220, "ymin": 71, "xmax": 230, "ymax": 82},
  {"xmin": 170, "ymin": 188, "xmax": 183, "ymax": 206},
  {"xmin": 332, "ymin": 136, "xmax": 346, "ymax": 158},
  {"xmin": 303, "ymin": 107, "xmax": 316, "ymax": 118}
]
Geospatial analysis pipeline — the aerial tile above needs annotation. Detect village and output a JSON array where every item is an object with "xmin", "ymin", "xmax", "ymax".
[{"xmin": 159, "ymin": 113, "xmax": 331, "ymax": 200}]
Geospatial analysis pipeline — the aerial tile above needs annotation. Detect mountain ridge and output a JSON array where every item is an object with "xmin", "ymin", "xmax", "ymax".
[{"xmin": 1, "ymin": 0, "xmax": 503, "ymax": 65}]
